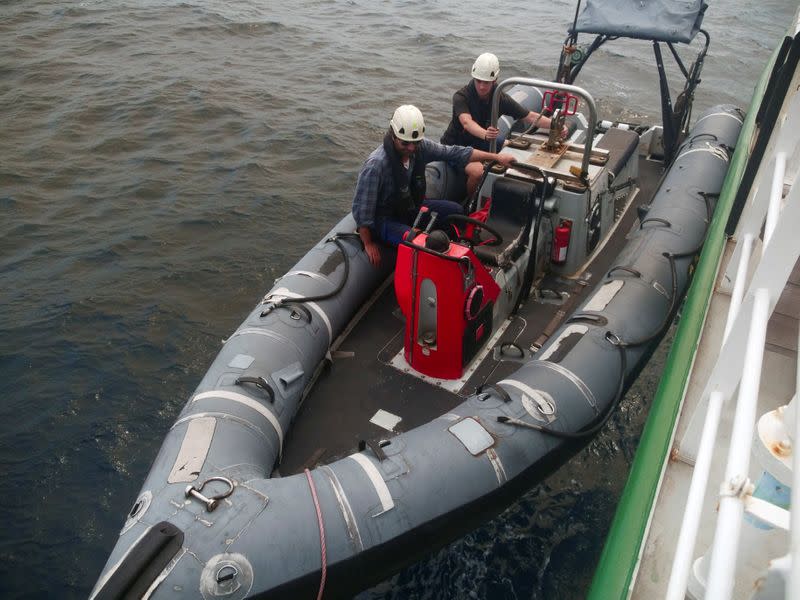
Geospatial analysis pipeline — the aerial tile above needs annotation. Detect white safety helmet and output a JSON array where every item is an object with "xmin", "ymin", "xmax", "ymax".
[
  {"xmin": 389, "ymin": 104, "xmax": 425, "ymax": 142},
  {"xmin": 471, "ymin": 52, "xmax": 500, "ymax": 82}
]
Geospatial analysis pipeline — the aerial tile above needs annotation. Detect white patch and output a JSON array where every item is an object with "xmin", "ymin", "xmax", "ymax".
[
  {"xmin": 349, "ymin": 453, "xmax": 395, "ymax": 514},
  {"xmin": 538, "ymin": 324, "xmax": 589, "ymax": 361},
  {"xmin": 369, "ymin": 409, "xmax": 402, "ymax": 432},
  {"xmin": 583, "ymin": 279, "xmax": 624, "ymax": 311},
  {"xmin": 168, "ymin": 417, "xmax": 216, "ymax": 483},
  {"xmin": 228, "ymin": 354, "xmax": 254, "ymax": 369},
  {"xmin": 448, "ymin": 417, "xmax": 494, "ymax": 455}
]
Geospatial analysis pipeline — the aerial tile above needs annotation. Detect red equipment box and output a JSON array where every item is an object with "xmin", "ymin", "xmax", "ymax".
[{"xmin": 395, "ymin": 233, "xmax": 500, "ymax": 380}]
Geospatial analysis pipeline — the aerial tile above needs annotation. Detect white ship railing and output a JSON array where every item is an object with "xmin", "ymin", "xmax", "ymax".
[
  {"xmin": 666, "ymin": 76, "xmax": 800, "ymax": 599},
  {"xmin": 791, "ymin": 334, "xmax": 800, "ymax": 600}
]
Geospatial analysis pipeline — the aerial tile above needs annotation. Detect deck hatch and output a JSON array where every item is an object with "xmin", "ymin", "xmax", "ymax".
[{"xmin": 449, "ymin": 417, "xmax": 494, "ymax": 455}]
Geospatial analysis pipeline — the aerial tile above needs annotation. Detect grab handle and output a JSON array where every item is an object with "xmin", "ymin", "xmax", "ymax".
[{"xmin": 235, "ymin": 376, "xmax": 275, "ymax": 403}]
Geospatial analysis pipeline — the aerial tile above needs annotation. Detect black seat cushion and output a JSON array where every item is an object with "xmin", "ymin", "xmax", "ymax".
[
  {"xmin": 473, "ymin": 178, "xmax": 538, "ymax": 268},
  {"xmin": 596, "ymin": 127, "xmax": 639, "ymax": 182}
]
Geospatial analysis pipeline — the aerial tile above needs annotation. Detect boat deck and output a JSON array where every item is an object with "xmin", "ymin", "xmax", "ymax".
[
  {"xmin": 279, "ymin": 158, "xmax": 664, "ymax": 476},
  {"xmin": 630, "ymin": 234, "xmax": 799, "ymax": 599}
]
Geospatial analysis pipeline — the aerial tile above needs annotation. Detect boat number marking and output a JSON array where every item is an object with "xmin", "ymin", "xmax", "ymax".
[
  {"xmin": 349, "ymin": 453, "xmax": 395, "ymax": 514},
  {"xmin": 192, "ymin": 390, "xmax": 284, "ymax": 459}
]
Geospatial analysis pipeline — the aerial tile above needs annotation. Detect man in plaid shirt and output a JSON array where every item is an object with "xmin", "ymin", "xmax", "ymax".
[{"xmin": 353, "ymin": 104, "xmax": 514, "ymax": 266}]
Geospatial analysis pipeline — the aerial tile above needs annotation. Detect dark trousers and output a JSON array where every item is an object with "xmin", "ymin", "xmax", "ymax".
[{"xmin": 377, "ymin": 199, "xmax": 464, "ymax": 245}]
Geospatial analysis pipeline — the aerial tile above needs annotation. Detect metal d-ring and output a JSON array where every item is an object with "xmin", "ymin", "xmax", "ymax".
[
  {"xmin": 216, "ymin": 563, "xmax": 239, "ymax": 584},
  {"xmin": 185, "ymin": 476, "xmax": 235, "ymax": 512}
]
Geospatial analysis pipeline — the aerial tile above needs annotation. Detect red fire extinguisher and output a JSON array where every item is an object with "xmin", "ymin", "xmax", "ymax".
[{"xmin": 551, "ymin": 219, "xmax": 572, "ymax": 264}]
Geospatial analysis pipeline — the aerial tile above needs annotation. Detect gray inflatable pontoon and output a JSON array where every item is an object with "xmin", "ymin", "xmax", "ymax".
[{"xmin": 91, "ymin": 75, "xmax": 742, "ymax": 598}]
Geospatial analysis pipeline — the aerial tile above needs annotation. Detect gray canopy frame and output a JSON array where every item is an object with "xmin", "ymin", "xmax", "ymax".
[{"xmin": 558, "ymin": 0, "xmax": 710, "ymax": 162}]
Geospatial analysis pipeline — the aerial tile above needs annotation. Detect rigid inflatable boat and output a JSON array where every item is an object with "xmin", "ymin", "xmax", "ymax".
[{"xmin": 92, "ymin": 8, "xmax": 745, "ymax": 600}]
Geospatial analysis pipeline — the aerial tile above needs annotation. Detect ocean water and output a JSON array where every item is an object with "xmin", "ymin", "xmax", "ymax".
[{"xmin": 0, "ymin": 1, "xmax": 794, "ymax": 598}]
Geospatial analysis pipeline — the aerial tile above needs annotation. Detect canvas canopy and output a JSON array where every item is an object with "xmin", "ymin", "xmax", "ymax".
[{"xmin": 572, "ymin": 0, "xmax": 708, "ymax": 44}]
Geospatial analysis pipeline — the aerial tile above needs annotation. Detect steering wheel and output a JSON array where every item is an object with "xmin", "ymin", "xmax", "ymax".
[{"xmin": 447, "ymin": 214, "xmax": 504, "ymax": 247}]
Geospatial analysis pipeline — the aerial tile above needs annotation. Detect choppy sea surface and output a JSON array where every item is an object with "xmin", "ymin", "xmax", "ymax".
[{"xmin": 1, "ymin": 1, "xmax": 795, "ymax": 598}]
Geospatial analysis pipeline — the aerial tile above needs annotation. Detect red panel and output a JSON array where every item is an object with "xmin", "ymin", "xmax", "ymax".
[{"xmin": 395, "ymin": 233, "xmax": 500, "ymax": 380}]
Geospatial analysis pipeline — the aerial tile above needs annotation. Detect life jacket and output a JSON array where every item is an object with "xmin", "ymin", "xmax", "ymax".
[
  {"xmin": 380, "ymin": 132, "xmax": 427, "ymax": 219},
  {"xmin": 462, "ymin": 198, "xmax": 492, "ymax": 240}
]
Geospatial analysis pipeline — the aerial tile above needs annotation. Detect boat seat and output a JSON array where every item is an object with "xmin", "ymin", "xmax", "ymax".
[
  {"xmin": 472, "ymin": 178, "xmax": 539, "ymax": 269},
  {"xmin": 596, "ymin": 127, "xmax": 639, "ymax": 182}
]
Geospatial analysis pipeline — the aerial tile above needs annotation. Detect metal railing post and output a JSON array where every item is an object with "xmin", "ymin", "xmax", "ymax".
[
  {"xmin": 705, "ymin": 287, "xmax": 771, "ymax": 599},
  {"xmin": 765, "ymin": 152, "xmax": 786, "ymax": 246},
  {"xmin": 665, "ymin": 389, "xmax": 725, "ymax": 600}
]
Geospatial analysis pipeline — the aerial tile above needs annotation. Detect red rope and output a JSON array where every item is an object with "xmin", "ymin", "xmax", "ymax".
[{"xmin": 304, "ymin": 468, "xmax": 327, "ymax": 600}]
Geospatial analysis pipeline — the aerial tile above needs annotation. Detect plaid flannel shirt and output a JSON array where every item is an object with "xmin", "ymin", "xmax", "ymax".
[{"xmin": 351, "ymin": 139, "xmax": 472, "ymax": 229}]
